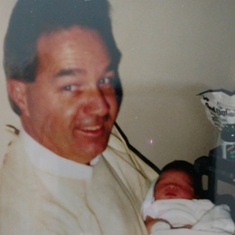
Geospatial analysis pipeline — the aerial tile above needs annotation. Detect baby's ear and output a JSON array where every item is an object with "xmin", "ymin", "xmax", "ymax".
[{"xmin": 7, "ymin": 79, "xmax": 29, "ymax": 115}]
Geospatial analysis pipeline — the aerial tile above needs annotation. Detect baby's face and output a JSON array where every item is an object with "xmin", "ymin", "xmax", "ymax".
[{"xmin": 154, "ymin": 170, "xmax": 195, "ymax": 200}]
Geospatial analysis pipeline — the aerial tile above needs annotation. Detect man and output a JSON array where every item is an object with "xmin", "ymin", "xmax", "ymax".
[{"xmin": 0, "ymin": 0, "xmax": 158, "ymax": 234}]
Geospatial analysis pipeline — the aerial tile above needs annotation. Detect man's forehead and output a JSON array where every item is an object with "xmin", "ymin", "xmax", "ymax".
[
  {"xmin": 36, "ymin": 26, "xmax": 109, "ymax": 57},
  {"xmin": 34, "ymin": 26, "xmax": 117, "ymax": 78}
]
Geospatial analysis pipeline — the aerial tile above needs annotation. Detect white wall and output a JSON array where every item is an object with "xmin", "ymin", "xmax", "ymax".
[
  {"xmin": 1, "ymin": 0, "xmax": 235, "ymax": 171},
  {"xmin": 0, "ymin": 0, "xmax": 21, "ymax": 161},
  {"xmin": 110, "ymin": 0, "xmax": 235, "ymax": 168}
]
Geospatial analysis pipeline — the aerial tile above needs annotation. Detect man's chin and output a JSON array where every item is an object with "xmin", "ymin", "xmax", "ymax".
[{"xmin": 83, "ymin": 142, "xmax": 108, "ymax": 159}]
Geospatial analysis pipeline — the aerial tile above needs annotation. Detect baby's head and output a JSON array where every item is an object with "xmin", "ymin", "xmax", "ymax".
[{"xmin": 154, "ymin": 160, "xmax": 202, "ymax": 200}]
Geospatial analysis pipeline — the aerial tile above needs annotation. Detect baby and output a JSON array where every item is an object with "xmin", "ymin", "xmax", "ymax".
[{"xmin": 142, "ymin": 160, "xmax": 235, "ymax": 234}]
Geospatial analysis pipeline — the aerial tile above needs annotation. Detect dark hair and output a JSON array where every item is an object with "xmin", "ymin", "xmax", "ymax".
[
  {"xmin": 160, "ymin": 160, "xmax": 203, "ymax": 198},
  {"xmin": 4, "ymin": 0, "xmax": 122, "ymax": 115}
]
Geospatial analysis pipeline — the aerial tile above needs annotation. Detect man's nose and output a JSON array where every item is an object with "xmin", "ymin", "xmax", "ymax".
[{"xmin": 84, "ymin": 88, "xmax": 109, "ymax": 116}]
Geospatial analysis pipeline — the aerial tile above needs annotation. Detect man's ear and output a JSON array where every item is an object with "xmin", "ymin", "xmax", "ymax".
[{"xmin": 7, "ymin": 79, "xmax": 29, "ymax": 115}]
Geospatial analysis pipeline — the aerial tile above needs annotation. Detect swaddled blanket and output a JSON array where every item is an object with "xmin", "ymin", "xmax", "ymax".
[{"xmin": 142, "ymin": 180, "xmax": 235, "ymax": 235}]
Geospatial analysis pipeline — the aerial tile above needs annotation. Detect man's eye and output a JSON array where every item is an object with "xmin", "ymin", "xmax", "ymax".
[
  {"xmin": 98, "ymin": 77, "xmax": 113, "ymax": 86},
  {"xmin": 63, "ymin": 85, "xmax": 78, "ymax": 92}
]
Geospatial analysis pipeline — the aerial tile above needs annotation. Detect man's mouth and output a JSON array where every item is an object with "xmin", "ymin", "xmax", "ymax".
[
  {"xmin": 76, "ymin": 124, "xmax": 106, "ymax": 136},
  {"xmin": 81, "ymin": 125, "xmax": 103, "ymax": 131}
]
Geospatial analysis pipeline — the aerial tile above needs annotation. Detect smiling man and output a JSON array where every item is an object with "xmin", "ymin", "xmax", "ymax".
[
  {"xmin": 17, "ymin": 26, "xmax": 119, "ymax": 164},
  {"xmin": 0, "ymin": 0, "xmax": 158, "ymax": 234}
]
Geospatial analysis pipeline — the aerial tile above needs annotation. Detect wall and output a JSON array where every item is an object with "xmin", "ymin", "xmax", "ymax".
[
  {"xmin": 110, "ymin": 0, "xmax": 235, "ymax": 169},
  {"xmin": 1, "ymin": 0, "xmax": 235, "ymax": 171},
  {"xmin": 0, "ymin": 0, "xmax": 21, "ymax": 163}
]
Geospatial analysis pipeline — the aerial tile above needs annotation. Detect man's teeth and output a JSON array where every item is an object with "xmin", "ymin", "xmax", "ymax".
[{"xmin": 83, "ymin": 125, "xmax": 102, "ymax": 131}]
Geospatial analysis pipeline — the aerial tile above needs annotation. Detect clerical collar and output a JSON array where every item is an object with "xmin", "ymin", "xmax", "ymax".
[{"xmin": 20, "ymin": 129, "xmax": 100, "ymax": 179}]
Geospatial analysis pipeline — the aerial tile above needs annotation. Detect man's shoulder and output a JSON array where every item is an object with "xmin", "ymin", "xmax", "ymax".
[
  {"xmin": 0, "ymin": 130, "xmax": 32, "ymax": 181},
  {"xmin": 0, "ymin": 125, "xmax": 19, "ymax": 167},
  {"xmin": 105, "ymin": 124, "xmax": 158, "ymax": 181}
]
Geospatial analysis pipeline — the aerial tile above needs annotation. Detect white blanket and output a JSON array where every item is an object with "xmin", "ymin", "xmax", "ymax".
[
  {"xmin": 149, "ymin": 229, "xmax": 232, "ymax": 235},
  {"xmin": 142, "ymin": 180, "xmax": 235, "ymax": 235}
]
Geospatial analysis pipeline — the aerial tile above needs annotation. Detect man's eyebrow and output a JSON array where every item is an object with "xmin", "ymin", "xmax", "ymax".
[
  {"xmin": 55, "ymin": 68, "xmax": 84, "ymax": 78},
  {"xmin": 54, "ymin": 64, "xmax": 115, "ymax": 78}
]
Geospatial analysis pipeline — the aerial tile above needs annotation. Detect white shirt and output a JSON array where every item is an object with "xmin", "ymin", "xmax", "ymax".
[
  {"xmin": 0, "ymin": 125, "xmax": 157, "ymax": 235},
  {"xmin": 20, "ymin": 129, "xmax": 100, "ymax": 179}
]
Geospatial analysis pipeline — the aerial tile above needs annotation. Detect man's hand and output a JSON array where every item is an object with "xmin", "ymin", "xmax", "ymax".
[
  {"xmin": 144, "ymin": 216, "xmax": 192, "ymax": 232},
  {"xmin": 144, "ymin": 216, "xmax": 172, "ymax": 232}
]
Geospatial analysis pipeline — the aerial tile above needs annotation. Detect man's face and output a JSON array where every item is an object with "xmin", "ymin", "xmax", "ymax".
[
  {"xmin": 154, "ymin": 170, "xmax": 195, "ymax": 200},
  {"xmin": 20, "ymin": 26, "xmax": 119, "ymax": 164}
]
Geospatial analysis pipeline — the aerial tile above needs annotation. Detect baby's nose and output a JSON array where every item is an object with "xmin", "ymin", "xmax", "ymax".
[{"xmin": 167, "ymin": 184, "xmax": 177, "ymax": 190}]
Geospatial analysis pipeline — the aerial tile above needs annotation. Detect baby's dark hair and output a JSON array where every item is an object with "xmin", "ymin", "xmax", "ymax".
[{"xmin": 161, "ymin": 160, "xmax": 203, "ymax": 198}]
